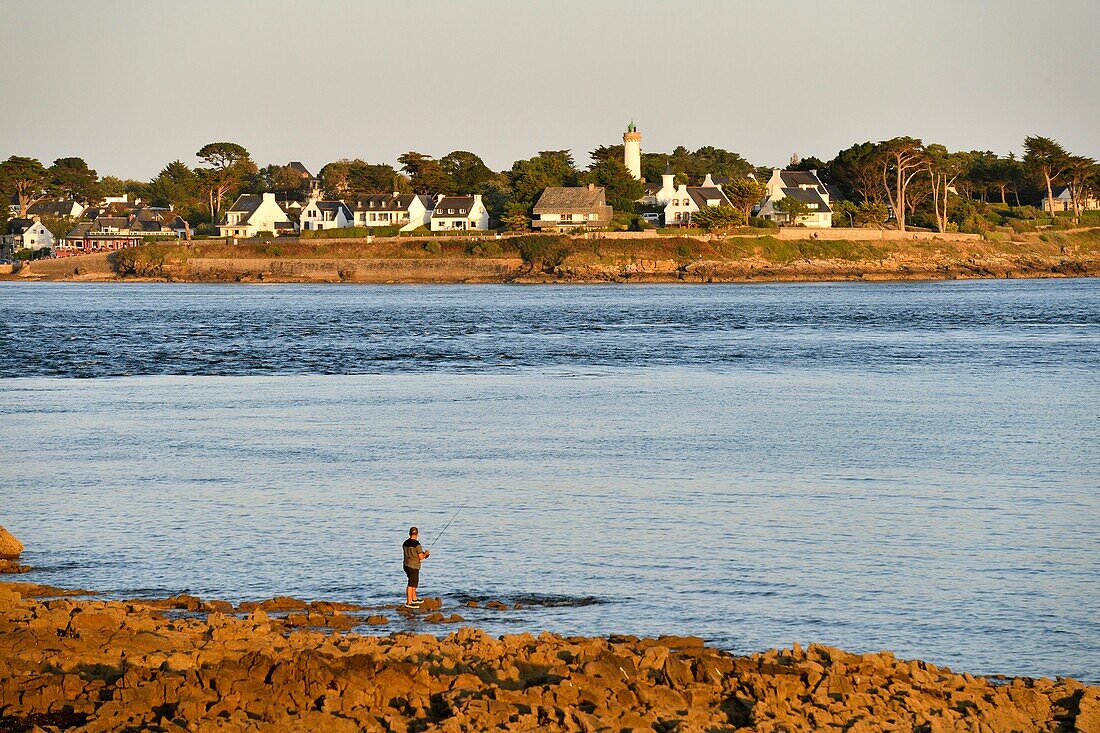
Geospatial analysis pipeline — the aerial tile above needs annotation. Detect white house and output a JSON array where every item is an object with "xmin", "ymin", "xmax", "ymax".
[
  {"xmin": 1041, "ymin": 186, "xmax": 1100, "ymax": 213},
  {"xmin": 2, "ymin": 218, "xmax": 55, "ymax": 255},
  {"xmin": 429, "ymin": 195, "xmax": 489, "ymax": 231},
  {"xmin": 353, "ymin": 194, "xmax": 433, "ymax": 232},
  {"xmin": 756, "ymin": 169, "xmax": 833, "ymax": 228},
  {"xmin": 300, "ymin": 198, "xmax": 354, "ymax": 231},
  {"xmin": 663, "ymin": 183, "xmax": 734, "ymax": 227},
  {"xmin": 27, "ymin": 199, "xmax": 86, "ymax": 219},
  {"xmin": 218, "ymin": 193, "xmax": 292, "ymax": 238}
]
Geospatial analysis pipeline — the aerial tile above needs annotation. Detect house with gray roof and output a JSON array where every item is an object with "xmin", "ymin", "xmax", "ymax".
[
  {"xmin": 429, "ymin": 195, "xmax": 489, "ymax": 232},
  {"xmin": 218, "ymin": 193, "xmax": 292, "ymax": 238},
  {"xmin": 532, "ymin": 185, "xmax": 613, "ymax": 231},
  {"xmin": 663, "ymin": 183, "xmax": 734, "ymax": 227},
  {"xmin": 300, "ymin": 198, "xmax": 354, "ymax": 231},
  {"xmin": 2, "ymin": 218, "xmax": 55, "ymax": 257},
  {"xmin": 27, "ymin": 199, "xmax": 86, "ymax": 219},
  {"xmin": 353, "ymin": 193, "xmax": 433, "ymax": 232},
  {"xmin": 756, "ymin": 168, "xmax": 834, "ymax": 227}
]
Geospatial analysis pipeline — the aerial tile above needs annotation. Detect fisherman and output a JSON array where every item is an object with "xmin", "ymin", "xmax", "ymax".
[{"xmin": 402, "ymin": 526, "xmax": 429, "ymax": 607}]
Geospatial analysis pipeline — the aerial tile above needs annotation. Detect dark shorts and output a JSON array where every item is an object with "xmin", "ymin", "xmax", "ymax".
[{"xmin": 403, "ymin": 566, "xmax": 419, "ymax": 588}]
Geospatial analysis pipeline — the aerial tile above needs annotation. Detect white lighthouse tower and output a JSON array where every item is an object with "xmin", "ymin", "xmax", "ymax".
[{"xmin": 623, "ymin": 121, "xmax": 642, "ymax": 181}]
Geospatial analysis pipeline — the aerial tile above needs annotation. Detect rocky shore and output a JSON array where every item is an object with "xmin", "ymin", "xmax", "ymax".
[
  {"xmin": 5, "ymin": 229, "xmax": 1098, "ymax": 285},
  {"xmin": 1, "ymin": 581, "xmax": 1095, "ymax": 732}
]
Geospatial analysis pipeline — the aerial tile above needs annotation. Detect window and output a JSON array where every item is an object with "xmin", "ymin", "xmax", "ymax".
[{"xmin": 459, "ymin": 208, "xmax": 466, "ymax": 214}]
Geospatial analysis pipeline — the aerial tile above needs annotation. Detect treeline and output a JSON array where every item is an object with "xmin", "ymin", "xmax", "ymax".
[{"xmin": 1, "ymin": 135, "xmax": 1096, "ymax": 236}]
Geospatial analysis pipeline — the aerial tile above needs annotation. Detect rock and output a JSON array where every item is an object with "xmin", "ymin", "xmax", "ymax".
[
  {"xmin": 485, "ymin": 600, "xmax": 509, "ymax": 611},
  {"xmin": 0, "ymin": 559, "xmax": 31, "ymax": 573},
  {"xmin": 365, "ymin": 615, "xmax": 388, "ymax": 625},
  {"xmin": 0, "ymin": 586, "xmax": 1093, "ymax": 733},
  {"xmin": 0, "ymin": 525, "xmax": 24, "ymax": 559},
  {"xmin": 417, "ymin": 597, "xmax": 442, "ymax": 612}
]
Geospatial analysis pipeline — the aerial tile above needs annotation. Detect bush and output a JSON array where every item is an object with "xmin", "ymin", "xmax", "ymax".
[
  {"xmin": 748, "ymin": 217, "xmax": 779, "ymax": 230},
  {"xmin": 256, "ymin": 231, "xmax": 275, "ymax": 240},
  {"xmin": 514, "ymin": 235, "xmax": 572, "ymax": 269},
  {"xmin": 465, "ymin": 241, "xmax": 504, "ymax": 257},
  {"xmin": 302, "ymin": 226, "xmax": 400, "ymax": 239},
  {"xmin": 1007, "ymin": 218, "xmax": 1037, "ymax": 233},
  {"xmin": 424, "ymin": 241, "xmax": 442, "ymax": 254}
]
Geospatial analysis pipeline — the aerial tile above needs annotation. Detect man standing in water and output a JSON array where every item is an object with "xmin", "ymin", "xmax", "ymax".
[{"xmin": 402, "ymin": 527, "xmax": 429, "ymax": 607}]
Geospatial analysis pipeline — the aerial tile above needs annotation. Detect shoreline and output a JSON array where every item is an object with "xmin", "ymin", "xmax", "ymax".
[
  {"xmin": 3, "ymin": 230, "xmax": 1098, "ymax": 285},
  {"xmin": 1, "ymin": 580, "xmax": 1096, "ymax": 731}
]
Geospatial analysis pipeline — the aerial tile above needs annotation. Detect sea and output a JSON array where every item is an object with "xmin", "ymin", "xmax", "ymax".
[{"xmin": 0, "ymin": 280, "xmax": 1097, "ymax": 682}]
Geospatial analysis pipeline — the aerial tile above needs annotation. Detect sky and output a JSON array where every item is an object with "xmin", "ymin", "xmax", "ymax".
[{"xmin": 2, "ymin": 0, "xmax": 1098, "ymax": 179}]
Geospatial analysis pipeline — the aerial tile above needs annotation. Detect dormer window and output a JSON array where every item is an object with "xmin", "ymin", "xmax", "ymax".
[{"xmin": 459, "ymin": 209, "xmax": 466, "ymax": 214}]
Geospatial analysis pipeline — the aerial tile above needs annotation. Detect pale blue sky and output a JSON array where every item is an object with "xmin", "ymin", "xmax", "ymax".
[{"xmin": 2, "ymin": 0, "xmax": 1097, "ymax": 178}]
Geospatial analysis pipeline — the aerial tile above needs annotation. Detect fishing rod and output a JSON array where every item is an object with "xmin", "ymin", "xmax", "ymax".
[{"xmin": 429, "ymin": 497, "xmax": 470, "ymax": 550}]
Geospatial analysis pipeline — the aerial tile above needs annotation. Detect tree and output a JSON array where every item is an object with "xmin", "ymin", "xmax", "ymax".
[
  {"xmin": 507, "ymin": 150, "xmax": 578, "ymax": 210},
  {"xmin": 978, "ymin": 154, "xmax": 1024, "ymax": 205},
  {"xmin": 0, "ymin": 156, "xmax": 48, "ymax": 216},
  {"xmin": 828, "ymin": 142, "xmax": 883, "ymax": 203},
  {"xmin": 440, "ymin": 151, "xmax": 495, "ymax": 193},
  {"xmin": 145, "ymin": 161, "xmax": 201, "ymax": 215},
  {"xmin": 48, "ymin": 157, "xmax": 99, "ymax": 201},
  {"xmin": 723, "ymin": 177, "xmax": 767, "ymax": 224},
  {"xmin": 925, "ymin": 145, "xmax": 967, "ymax": 234},
  {"xmin": 319, "ymin": 160, "xmax": 352, "ymax": 199},
  {"xmin": 1064, "ymin": 155, "xmax": 1097, "ymax": 224},
  {"xmin": 774, "ymin": 195, "xmax": 812, "ymax": 225},
  {"xmin": 398, "ymin": 152, "xmax": 455, "ymax": 194},
  {"xmin": 691, "ymin": 204, "xmax": 744, "ymax": 232},
  {"xmin": 585, "ymin": 158, "xmax": 644, "ymax": 212},
  {"xmin": 789, "ymin": 156, "xmax": 827, "ymax": 172},
  {"xmin": 501, "ymin": 202, "xmax": 530, "ymax": 231},
  {"xmin": 879, "ymin": 137, "xmax": 926, "ymax": 231},
  {"xmin": 195, "ymin": 142, "xmax": 255, "ymax": 223},
  {"xmin": 1023, "ymin": 136, "xmax": 1071, "ymax": 220},
  {"xmin": 39, "ymin": 215, "xmax": 81, "ymax": 240}
]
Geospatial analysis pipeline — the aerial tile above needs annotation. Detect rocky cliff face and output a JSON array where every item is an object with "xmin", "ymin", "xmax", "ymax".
[{"xmin": 1, "ymin": 582, "xmax": 1095, "ymax": 732}]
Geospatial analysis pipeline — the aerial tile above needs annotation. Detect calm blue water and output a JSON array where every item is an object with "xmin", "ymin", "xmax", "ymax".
[{"xmin": 0, "ymin": 281, "xmax": 1097, "ymax": 682}]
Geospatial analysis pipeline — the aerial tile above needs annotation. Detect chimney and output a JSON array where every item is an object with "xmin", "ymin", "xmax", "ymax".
[
  {"xmin": 262, "ymin": 192, "xmax": 276, "ymax": 203},
  {"xmin": 473, "ymin": 194, "xmax": 482, "ymax": 205},
  {"xmin": 588, "ymin": 183, "xmax": 595, "ymax": 191}
]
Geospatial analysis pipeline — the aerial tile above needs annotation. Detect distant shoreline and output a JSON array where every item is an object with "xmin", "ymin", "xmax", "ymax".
[{"xmin": 4, "ymin": 229, "xmax": 1098, "ymax": 285}]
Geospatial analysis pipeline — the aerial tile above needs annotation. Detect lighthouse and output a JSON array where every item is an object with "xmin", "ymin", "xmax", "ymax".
[{"xmin": 623, "ymin": 121, "xmax": 642, "ymax": 181}]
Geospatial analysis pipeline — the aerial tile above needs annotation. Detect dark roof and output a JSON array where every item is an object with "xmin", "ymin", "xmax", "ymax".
[
  {"xmin": 687, "ymin": 186, "xmax": 732, "ymax": 209},
  {"xmin": 274, "ymin": 221, "xmax": 297, "ymax": 230},
  {"xmin": 825, "ymin": 184, "xmax": 844, "ymax": 202},
  {"xmin": 434, "ymin": 196, "xmax": 475, "ymax": 215},
  {"xmin": 779, "ymin": 170, "xmax": 824, "ymax": 187},
  {"xmin": 226, "ymin": 194, "xmax": 264, "ymax": 215},
  {"xmin": 65, "ymin": 221, "xmax": 93, "ymax": 238},
  {"xmin": 643, "ymin": 182, "xmax": 662, "ymax": 195},
  {"xmin": 27, "ymin": 200, "xmax": 81, "ymax": 217},
  {"xmin": 780, "ymin": 187, "xmax": 832, "ymax": 212},
  {"xmin": 94, "ymin": 216, "xmax": 130, "ymax": 229},
  {"xmin": 314, "ymin": 200, "xmax": 353, "ymax": 218},
  {"xmin": 288, "ymin": 161, "xmax": 312, "ymax": 177},
  {"xmin": 354, "ymin": 194, "xmax": 419, "ymax": 211},
  {"xmin": 101, "ymin": 201, "xmax": 138, "ymax": 216},
  {"xmin": 533, "ymin": 186, "xmax": 610, "ymax": 215},
  {"xmin": 6, "ymin": 218, "xmax": 35, "ymax": 236}
]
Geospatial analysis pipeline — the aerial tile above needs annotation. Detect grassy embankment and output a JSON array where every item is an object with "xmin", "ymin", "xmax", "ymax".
[{"xmin": 10, "ymin": 229, "xmax": 1100, "ymax": 284}]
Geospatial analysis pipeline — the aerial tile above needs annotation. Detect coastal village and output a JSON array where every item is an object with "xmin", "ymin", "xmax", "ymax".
[{"xmin": 3, "ymin": 124, "xmax": 1097, "ymax": 261}]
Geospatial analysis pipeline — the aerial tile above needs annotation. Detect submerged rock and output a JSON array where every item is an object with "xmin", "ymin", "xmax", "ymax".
[{"xmin": 0, "ymin": 525, "xmax": 24, "ymax": 559}]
